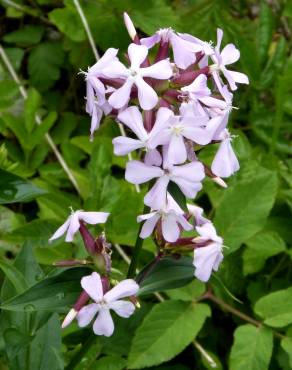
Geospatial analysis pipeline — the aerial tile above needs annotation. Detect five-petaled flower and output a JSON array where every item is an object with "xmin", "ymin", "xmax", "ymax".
[
  {"xmin": 77, "ymin": 272, "xmax": 139, "ymax": 336},
  {"xmin": 102, "ymin": 43, "xmax": 173, "ymax": 110},
  {"xmin": 49, "ymin": 210, "xmax": 109, "ymax": 243}
]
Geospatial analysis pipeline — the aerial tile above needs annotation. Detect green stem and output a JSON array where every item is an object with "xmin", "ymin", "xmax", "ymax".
[
  {"xmin": 65, "ymin": 333, "xmax": 96, "ymax": 370},
  {"xmin": 127, "ymin": 202, "xmax": 150, "ymax": 278}
]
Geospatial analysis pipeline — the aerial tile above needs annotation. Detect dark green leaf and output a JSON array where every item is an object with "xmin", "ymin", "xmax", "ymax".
[
  {"xmin": 0, "ymin": 169, "xmax": 46, "ymax": 204},
  {"xmin": 128, "ymin": 301, "xmax": 210, "ymax": 368},
  {"xmin": 137, "ymin": 256, "xmax": 195, "ymax": 296},
  {"xmin": 1, "ymin": 267, "xmax": 91, "ymax": 312}
]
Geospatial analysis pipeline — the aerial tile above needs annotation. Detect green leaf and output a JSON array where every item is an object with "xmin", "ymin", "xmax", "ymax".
[
  {"xmin": 166, "ymin": 279, "xmax": 205, "ymax": 301},
  {"xmin": 229, "ymin": 324, "xmax": 273, "ymax": 370},
  {"xmin": 214, "ymin": 163, "xmax": 278, "ymax": 253},
  {"xmin": 49, "ymin": 4, "xmax": 85, "ymax": 42},
  {"xmin": 254, "ymin": 287, "xmax": 292, "ymax": 327},
  {"xmin": 0, "ymin": 80, "xmax": 19, "ymax": 108},
  {"xmin": 28, "ymin": 314, "xmax": 63, "ymax": 370},
  {"xmin": 0, "ymin": 267, "xmax": 91, "ymax": 312},
  {"xmin": 257, "ymin": 1, "xmax": 274, "ymax": 66},
  {"xmin": 281, "ymin": 337, "xmax": 292, "ymax": 369},
  {"xmin": 92, "ymin": 355, "xmax": 127, "ymax": 370},
  {"xmin": 2, "ymin": 219, "xmax": 61, "ymax": 247},
  {"xmin": 0, "ymin": 169, "xmax": 46, "ymax": 204},
  {"xmin": 3, "ymin": 25, "xmax": 44, "ymax": 46},
  {"xmin": 0, "ymin": 259, "xmax": 28, "ymax": 294},
  {"xmin": 131, "ymin": 0, "xmax": 180, "ymax": 35},
  {"xmin": 128, "ymin": 301, "xmax": 210, "ymax": 369},
  {"xmin": 243, "ymin": 231, "xmax": 286, "ymax": 275},
  {"xmin": 24, "ymin": 88, "xmax": 42, "ymax": 133},
  {"xmin": 137, "ymin": 256, "xmax": 195, "ymax": 296},
  {"xmin": 28, "ymin": 42, "xmax": 65, "ymax": 91}
]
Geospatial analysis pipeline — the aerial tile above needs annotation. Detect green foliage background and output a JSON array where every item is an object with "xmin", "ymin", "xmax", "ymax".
[{"xmin": 0, "ymin": 0, "xmax": 292, "ymax": 369}]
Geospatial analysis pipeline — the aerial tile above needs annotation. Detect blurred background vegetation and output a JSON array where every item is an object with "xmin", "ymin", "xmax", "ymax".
[{"xmin": 0, "ymin": 0, "xmax": 292, "ymax": 369}]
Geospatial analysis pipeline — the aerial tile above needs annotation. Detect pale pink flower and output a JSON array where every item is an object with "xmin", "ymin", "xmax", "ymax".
[
  {"xmin": 211, "ymin": 129, "xmax": 239, "ymax": 178},
  {"xmin": 125, "ymin": 160, "xmax": 205, "ymax": 209},
  {"xmin": 141, "ymin": 28, "xmax": 202, "ymax": 69},
  {"xmin": 102, "ymin": 43, "xmax": 173, "ymax": 110},
  {"xmin": 77, "ymin": 272, "xmax": 139, "ymax": 336},
  {"xmin": 150, "ymin": 114, "xmax": 210, "ymax": 164},
  {"xmin": 49, "ymin": 210, "xmax": 109, "ymax": 243},
  {"xmin": 193, "ymin": 223, "xmax": 224, "ymax": 282},
  {"xmin": 181, "ymin": 74, "xmax": 227, "ymax": 114},
  {"xmin": 210, "ymin": 29, "xmax": 249, "ymax": 91},
  {"xmin": 113, "ymin": 106, "xmax": 172, "ymax": 165},
  {"xmin": 138, "ymin": 195, "xmax": 192, "ymax": 242},
  {"xmin": 84, "ymin": 48, "xmax": 118, "ymax": 139}
]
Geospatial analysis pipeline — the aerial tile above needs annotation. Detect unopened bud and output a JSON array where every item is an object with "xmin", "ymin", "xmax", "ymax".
[
  {"xmin": 124, "ymin": 12, "xmax": 137, "ymax": 41},
  {"xmin": 61, "ymin": 308, "xmax": 77, "ymax": 329},
  {"xmin": 212, "ymin": 176, "xmax": 227, "ymax": 188}
]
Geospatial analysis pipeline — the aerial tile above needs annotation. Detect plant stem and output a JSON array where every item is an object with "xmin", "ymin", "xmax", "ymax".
[
  {"xmin": 65, "ymin": 334, "xmax": 97, "ymax": 370},
  {"xmin": 206, "ymin": 291, "xmax": 285, "ymax": 339},
  {"xmin": 127, "ymin": 203, "xmax": 150, "ymax": 278}
]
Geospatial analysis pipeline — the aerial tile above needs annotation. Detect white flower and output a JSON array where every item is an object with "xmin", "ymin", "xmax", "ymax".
[
  {"xmin": 211, "ymin": 129, "xmax": 239, "ymax": 178},
  {"xmin": 49, "ymin": 210, "xmax": 109, "ymax": 243},
  {"xmin": 138, "ymin": 194, "xmax": 193, "ymax": 242},
  {"xmin": 77, "ymin": 272, "xmax": 139, "ymax": 336},
  {"xmin": 193, "ymin": 223, "xmax": 224, "ymax": 282},
  {"xmin": 102, "ymin": 43, "xmax": 173, "ymax": 110}
]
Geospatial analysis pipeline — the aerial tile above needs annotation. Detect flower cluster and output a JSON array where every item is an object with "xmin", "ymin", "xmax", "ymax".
[
  {"xmin": 83, "ymin": 13, "xmax": 248, "ymax": 280},
  {"xmin": 49, "ymin": 13, "xmax": 248, "ymax": 337}
]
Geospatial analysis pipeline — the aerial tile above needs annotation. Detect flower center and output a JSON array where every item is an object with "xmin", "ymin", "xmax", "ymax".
[{"xmin": 171, "ymin": 125, "xmax": 184, "ymax": 136}]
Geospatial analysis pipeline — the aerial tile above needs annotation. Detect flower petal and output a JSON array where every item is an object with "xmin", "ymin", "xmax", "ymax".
[
  {"xmin": 90, "ymin": 104, "xmax": 103, "ymax": 137},
  {"xmin": 81, "ymin": 272, "xmax": 104, "ymax": 302},
  {"xmin": 49, "ymin": 218, "xmax": 70, "ymax": 242},
  {"xmin": 211, "ymin": 139, "xmax": 239, "ymax": 178},
  {"xmin": 78, "ymin": 211, "xmax": 109, "ymax": 225},
  {"xmin": 128, "ymin": 43, "xmax": 148, "ymax": 70},
  {"xmin": 193, "ymin": 243, "xmax": 222, "ymax": 282},
  {"xmin": 93, "ymin": 308, "xmax": 114, "ymax": 337},
  {"xmin": 144, "ymin": 148, "xmax": 162, "ymax": 166},
  {"xmin": 77, "ymin": 303, "xmax": 99, "ymax": 327},
  {"xmin": 139, "ymin": 213, "xmax": 160, "ymax": 238},
  {"xmin": 172, "ymin": 161, "xmax": 205, "ymax": 183},
  {"xmin": 113, "ymin": 137, "xmax": 145, "ymax": 156},
  {"xmin": 102, "ymin": 60, "xmax": 128, "ymax": 79},
  {"xmin": 171, "ymin": 33, "xmax": 201, "ymax": 69},
  {"xmin": 117, "ymin": 106, "xmax": 148, "ymax": 141},
  {"xmin": 108, "ymin": 79, "xmax": 134, "ymax": 109},
  {"xmin": 144, "ymin": 175, "xmax": 169, "ymax": 209},
  {"xmin": 134, "ymin": 75, "xmax": 158, "ymax": 110},
  {"xmin": 125, "ymin": 160, "xmax": 163, "ymax": 184},
  {"xmin": 108, "ymin": 300, "xmax": 136, "ymax": 318},
  {"xmin": 141, "ymin": 59, "xmax": 173, "ymax": 80},
  {"xmin": 220, "ymin": 44, "xmax": 240, "ymax": 65},
  {"xmin": 167, "ymin": 134, "xmax": 187, "ymax": 164},
  {"xmin": 90, "ymin": 48, "xmax": 118, "ymax": 74},
  {"xmin": 224, "ymin": 70, "xmax": 249, "ymax": 90},
  {"xmin": 65, "ymin": 213, "xmax": 80, "ymax": 242},
  {"xmin": 140, "ymin": 33, "xmax": 161, "ymax": 48},
  {"xmin": 176, "ymin": 214, "xmax": 193, "ymax": 231},
  {"xmin": 161, "ymin": 214, "xmax": 180, "ymax": 242},
  {"xmin": 104, "ymin": 279, "xmax": 139, "ymax": 302}
]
